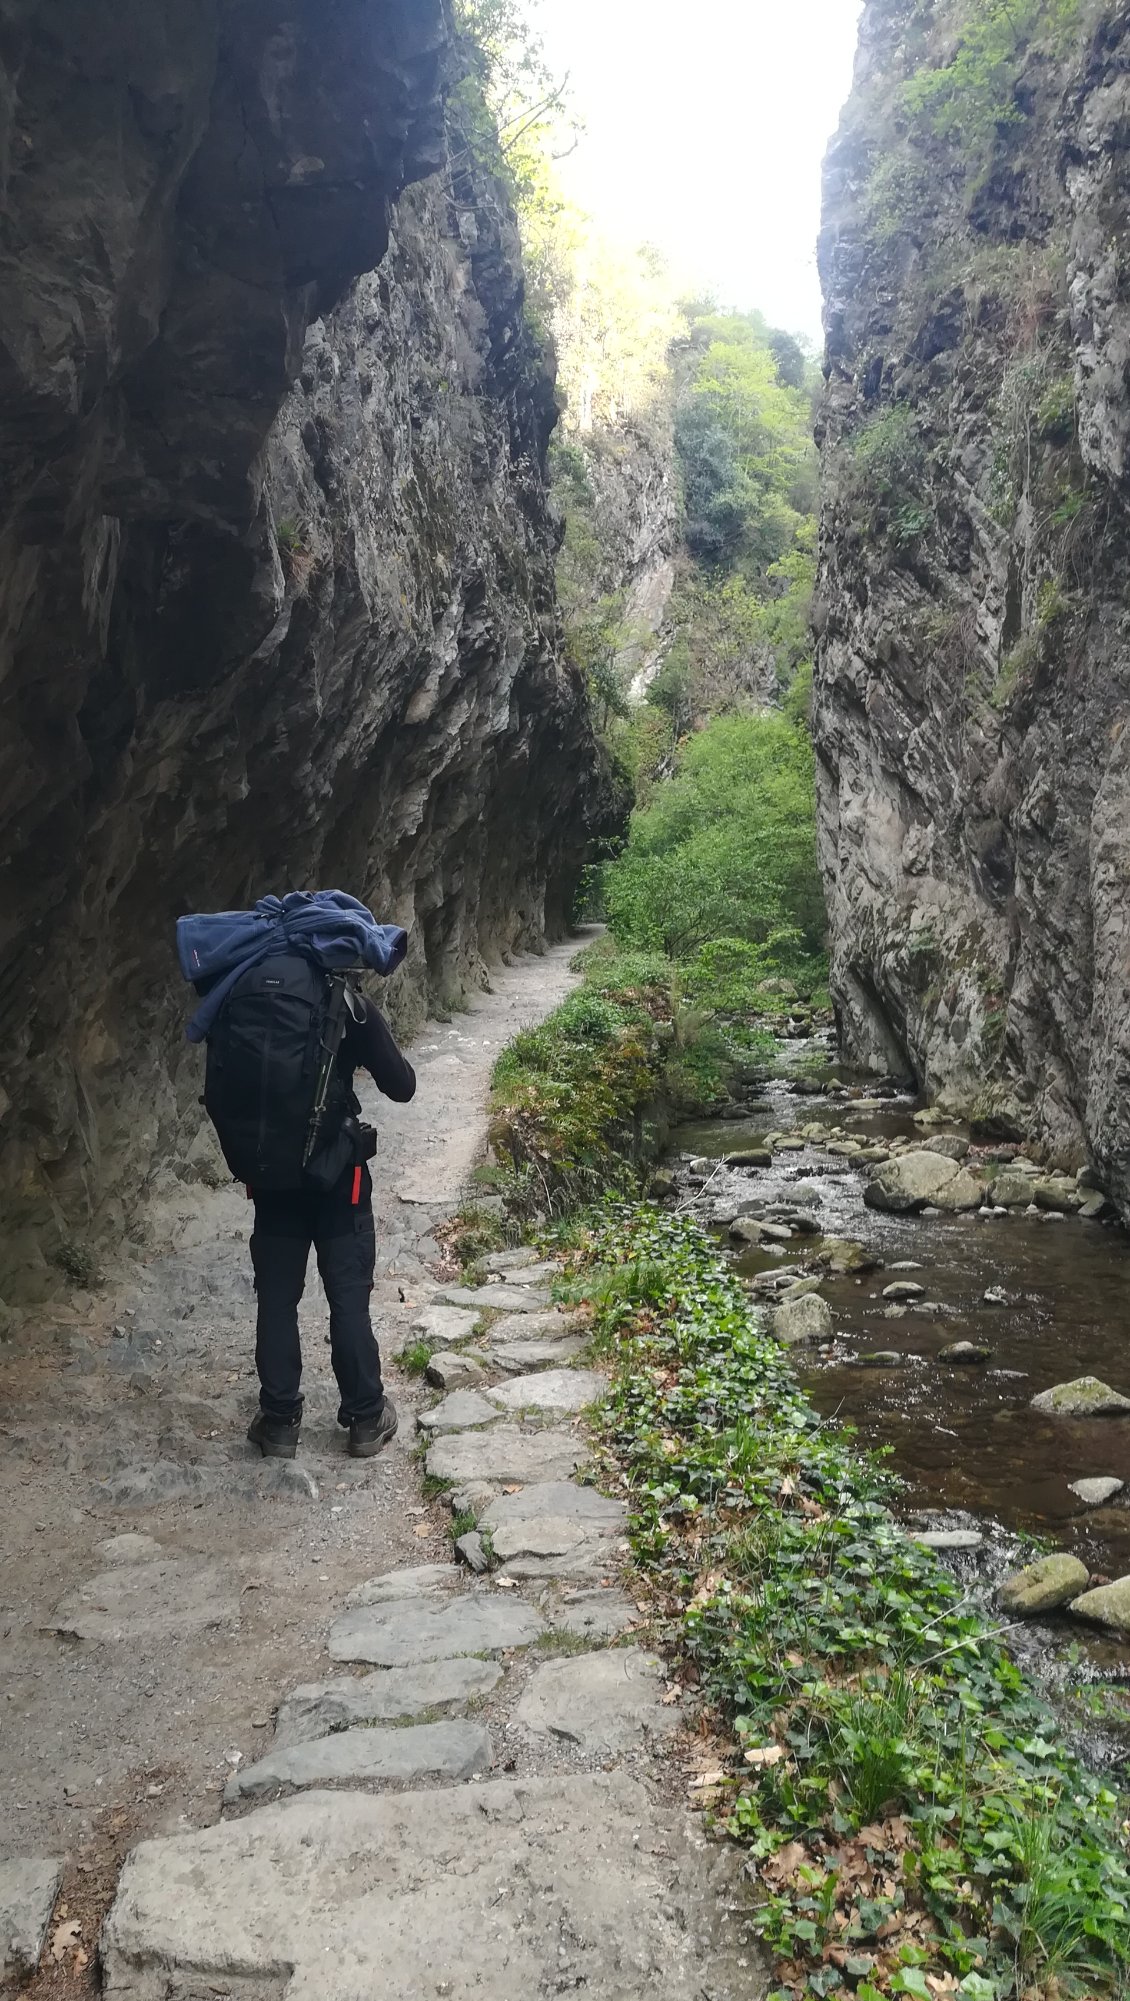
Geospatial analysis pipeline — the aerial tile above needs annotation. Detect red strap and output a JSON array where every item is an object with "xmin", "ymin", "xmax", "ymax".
[{"xmin": 351, "ymin": 1166, "xmax": 362, "ymax": 1206}]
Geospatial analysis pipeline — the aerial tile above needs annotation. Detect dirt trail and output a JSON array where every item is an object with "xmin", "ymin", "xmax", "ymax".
[{"xmin": 0, "ymin": 933, "xmax": 760, "ymax": 1997}]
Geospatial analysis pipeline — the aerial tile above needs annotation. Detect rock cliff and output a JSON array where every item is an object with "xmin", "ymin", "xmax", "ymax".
[
  {"xmin": 815, "ymin": 0, "xmax": 1130, "ymax": 1209},
  {"xmin": 0, "ymin": 0, "xmax": 614, "ymax": 1299}
]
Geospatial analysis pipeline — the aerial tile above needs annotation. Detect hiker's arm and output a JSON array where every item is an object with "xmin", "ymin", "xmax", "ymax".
[{"xmin": 350, "ymin": 1001, "xmax": 416, "ymax": 1102}]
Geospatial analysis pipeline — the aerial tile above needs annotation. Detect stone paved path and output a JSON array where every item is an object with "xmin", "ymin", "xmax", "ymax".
[{"xmin": 0, "ymin": 937, "xmax": 762, "ymax": 1997}]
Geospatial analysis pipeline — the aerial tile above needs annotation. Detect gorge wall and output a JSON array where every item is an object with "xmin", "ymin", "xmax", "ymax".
[
  {"xmin": 815, "ymin": 0, "xmax": 1130, "ymax": 1211},
  {"xmin": 0, "ymin": 0, "xmax": 615, "ymax": 1300}
]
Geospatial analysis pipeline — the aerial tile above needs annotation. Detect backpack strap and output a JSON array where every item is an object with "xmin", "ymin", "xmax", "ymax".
[{"xmin": 302, "ymin": 973, "xmax": 351, "ymax": 1171}]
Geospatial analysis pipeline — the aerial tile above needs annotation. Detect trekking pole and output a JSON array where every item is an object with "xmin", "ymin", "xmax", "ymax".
[{"xmin": 303, "ymin": 973, "xmax": 352, "ymax": 1169}]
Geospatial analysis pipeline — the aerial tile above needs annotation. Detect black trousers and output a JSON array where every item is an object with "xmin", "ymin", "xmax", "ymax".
[{"xmin": 249, "ymin": 1165, "xmax": 384, "ymax": 1426}]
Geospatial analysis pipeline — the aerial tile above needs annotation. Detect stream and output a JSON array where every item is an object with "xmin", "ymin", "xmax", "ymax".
[{"xmin": 667, "ymin": 1034, "xmax": 1130, "ymax": 1757}]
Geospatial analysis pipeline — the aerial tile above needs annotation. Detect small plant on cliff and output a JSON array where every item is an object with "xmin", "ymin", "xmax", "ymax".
[
  {"xmin": 840, "ymin": 404, "xmax": 934, "ymax": 549},
  {"xmin": 274, "ymin": 517, "xmax": 304, "ymax": 556},
  {"xmin": 901, "ymin": 0, "xmax": 1085, "ymax": 159}
]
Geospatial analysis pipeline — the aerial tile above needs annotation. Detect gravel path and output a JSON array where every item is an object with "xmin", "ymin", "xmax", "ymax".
[{"xmin": 0, "ymin": 935, "xmax": 762, "ymax": 1997}]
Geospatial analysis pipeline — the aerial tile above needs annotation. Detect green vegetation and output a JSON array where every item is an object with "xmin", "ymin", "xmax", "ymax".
[
  {"xmin": 901, "ymin": 0, "xmax": 1084, "ymax": 157},
  {"xmin": 839, "ymin": 407, "xmax": 934, "ymax": 550},
  {"xmin": 398, "ymin": 1340, "xmax": 434, "ymax": 1378},
  {"xmin": 564, "ymin": 1205, "xmax": 1130, "ymax": 2001}
]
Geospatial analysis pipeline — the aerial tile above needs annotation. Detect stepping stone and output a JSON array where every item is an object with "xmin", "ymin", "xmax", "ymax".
[
  {"xmin": 101, "ymin": 1774, "xmax": 754, "ymax": 1999},
  {"xmin": 426, "ymin": 1425, "xmax": 587, "ymax": 1487},
  {"xmin": 346, "ymin": 1564, "xmax": 460, "ymax": 1607},
  {"xmin": 515, "ymin": 1648, "xmax": 678, "ymax": 1753},
  {"xmin": 416, "ymin": 1390, "xmax": 502, "ymax": 1435},
  {"xmin": 49, "ymin": 1559, "xmax": 240, "ymax": 1642},
  {"xmin": 1070, "ymin": 1476, "xmax": 1125, "ymax": 1506},
  {"xmin": 488, "ymin": 1337, "xmax": 589, "ymax": 1373},
  {"xmin": 912, "ymin": 1529, "xmax": 983, "ymax": 1552},
  {"xmin": 492, "ymin": 1261, "xmax": 562, "ymax": 1287},
  {"xmin": 225, "ymin": 1721, "xmax": 493, "ymax": 1800},
  {"xmin": 425, "ymin": 1351, "xmax": 485, "ymax": 1389},
  {"xmin": 1031, "ymin": 1376, "xmax": 1130, "ymax": 1417},
  {"xmin": 998, "ymin": 1554, "xmax": 1089, "ymax": 1616},
  {"xmin": 329, "ymin": 1592, "xmax": 545, "ymax": 1666},
  {"xmin": 1069, "ymin": 1576, "xmax": 1130, "ymax": 1633},
  {"xmin": 482, "ymin": 1483, "xmax": 626, "ymax": 1580},
  {"xmin": 882, "ymin": 1281, "xmax": 925, "ymax": 1300},
  {"xmin": 0, "ymin": 1857, "xmax": 62, "ymax": 1980},
  {"xmin": 772, "ymin": 1294, "xmax": 832, "ymax": 1346},
  {"xmin": 485, "ymin": 1369, "xmax": 604, "ymax": 1416},
  {"xmin": 435, "ymin": 1285, "xmax": 553, "ymax": 1314},
  {"xmin": 485, "ymin": 1248, "xmax": 540, "ymax": 1273},
  {"xmin": 410, "ymin": 1305, "xmax": 480, "ymax": 1347},
  {"xmin": 551, "ymin": 1590, "xmax": 639, "ymax": 1641},
  {"xmin": 275, "ymin": 1659, "xmax": 503, "ymax": 1742},
  {"xmin": 939, "ymin": 1342, "xmax": 992, "ymax": 1365}
]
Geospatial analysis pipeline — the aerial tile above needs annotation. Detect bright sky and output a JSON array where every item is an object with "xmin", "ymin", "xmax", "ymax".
[{"xmin": 537, "ymin": 0, "xmax": 865, "ymax": 344}]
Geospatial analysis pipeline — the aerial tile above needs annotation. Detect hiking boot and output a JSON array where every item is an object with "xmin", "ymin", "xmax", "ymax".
[
  {"xmin": 247, "ymin": 1411, "xmax": 301, "ymax": 1459},
  {"xmin": 348, "ymin": 1399, "xmax": 398, "ymax": 1458}
]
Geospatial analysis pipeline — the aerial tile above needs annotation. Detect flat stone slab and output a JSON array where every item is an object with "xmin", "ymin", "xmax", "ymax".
[
  {"xmin": 911, "ymin": 1529, "xmax": 984, "ymax": 1552},
  {"xmin": 411, "ymin": 1304, "xmax": 481, "ymax": 1347},
  {"xmin": 102, "ymin": 1775, "xmax": 756, "ymax": 1999},
  {"xmin": 480, "ymin": 1483, "xmax": 624, "ymax": 1539},
  {"xmin": 1031, "ymin": 1376, "xmax": 1130, "ymax": 1417},
  {"xmin": 0, "ymin": 1856, "xmax": 62, "ymax": 1980},
  {"xmin": 329, "ymin": 1592, "xmax": 545, "ymax": 1666},
  {"xmin": 481, "ymin": 1310, "xmax": 585, "ymax": 1346},
  {"xmin": 435, "ymin": 1285, "xmax": 553, "ymax": 1314},
  {"xmin": 346, "ymin": 1564, "xmax": 461, "ymax": 1608},
  {"xmin": 426, "ymin": 1425, "xmax": 588, "ymax": 1487},
  {"xmin": 425, "ymin": 1350, "xmax": 485, "ymax": 1389},
  {"xmin": 551, "ymin": 1590, "xmax": 639, "ymax": 1641},
  {"xmin": 275, "ymin": 1659, "xmax": 503, "ymax": 1742},
  {"xmin": 485, "ymin": 1369, "xmax": 605, "ymax": 1416},
  {"xmin": 485, "ymin": 1261, "xmax": 562, "ymax": 1287},
  {"xmin": 515, "ymin": 1648, "xmax": 678, "ymax": 1754},
  {"xmin": 1070, "ymin": 1476, "xmax": 1125, "ymax": 1506},
  {"xmin": 488, "ymin": 1337, "xmax": 589, "ymax": 1373},
  {"xmin": 48, "ymin": 1559, "xmax": 240, "ymax": 1642},
  {"xmin": 485, "ymin": 1248, "xmax": 540, "ymax": 1272},
  {"xmin": 225, "ymin": 1721, "xmax": 493, "ymax": 1800},
  {"xmin": 416, "ymin": 1390, "xmax": 502, "ymax": 1435},
  {"xmin": 479, "ymin": 1481, "xmax": 625, "ymax": 1577}
]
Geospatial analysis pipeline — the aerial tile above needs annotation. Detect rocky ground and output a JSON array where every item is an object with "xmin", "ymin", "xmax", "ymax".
[{"xmin": 0, "ymin": 939, "xmax": 760, "ymax": 1998}]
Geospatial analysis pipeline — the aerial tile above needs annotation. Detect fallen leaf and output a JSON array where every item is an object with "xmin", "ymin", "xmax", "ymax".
[
  {"xmin": 414, "ymin": 1521, "xmax": 431, "ymax": 1538},
  {"xmin": 502, "ymin": 1484, "xmax": 522, "ymax": 1494},
  {"xmin": 689, "ymin": 1769, "xmax": 726, "ymax": 1789},
  {"xmin": 779, "ymin": 1475, "xmax": 796, "ymax": 1497},
  {"xmin": 495, "ymin": 1577, "xmax": 517, "ymax": 1589},
  {"xmin": 51, "ymin": 1921, "xmax": 82, "ymax": 1963},
  {"xmin": 74, "ymin": 1948, "xmax": 89, "ymax": 1973},
  {"xmin": 743, "ymin": 1744, "xmax": 785, "ymax": 1767}
]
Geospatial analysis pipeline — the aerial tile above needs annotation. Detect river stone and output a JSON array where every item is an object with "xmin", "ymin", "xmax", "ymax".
[
  {"xmin": 515, "ymin": 1648, "xmax": 678, "ymax": 1753},
  {"xmin": 0, "ymin": 1857, "xmax": 62, "ymax": 1979},
  {"xmin": 939, "ymin": 1342, "xmax": 992, "ymax": 1365},
  {"xmin": 988, "ymin": 1171, "xmax": 1036, "ymax": 1207},
  {"xmin": 778, "ymin": 1277, "xmax": 825, "ymax": 1302},
  {"xmin": 931, "ymin": 1168, "xmax": 986, "ymax": 1213},
  {"xmin": 426, "ymin": 1425, "xmax": 588, "ymax": 1486},
  {"xmin": 434, "ymin": 1284, "xmax": 553, "ymax": 1314},
  {"xmin": 551, "ymin": 1590, "xmax": 639, "ymax": 1641},
  {"xmin": 728, "ymin": 1217, "xmax": 764, "ymax": 1245},
  {"xmin": 328, "ymin": 1593, "xmax": 545, "ymax": 1665},
  {"xmin": 485, "ymin": 1369, "xmax": 604, "ymax": 1416},
  {"xmin": 275, "ymin": 1659, "xmax": 503, "ymax": 1743},
  {"xmin": 488, "ymin": 1336, "xmax": 589, "ymax": 1373},
  {"xmin": 1070, "ymin": 1476, "xmax": 1125, "ymax": 1505},
  {"xmin": 48, "ymin": 1558, "xmax": 239, "ymax": 1642},
  {"xmin": 411, "ymin": 1304, "xmax": 480, "ymax": 1347},
  {"xmin": 998, "ymin": 1554, "xmax": 1089, "ymax": 1617},
  {"xmin": 923, "ymin": 1134, "xmax": 971, "ymax": 1160},
  {"xmin": 863, "ymin": 1151, "xmax": 961, "ymax": 1213},
  {"xmin": 883, "ymin": 1303, "xmax": 908, "ymax": 1319},
  {"xmin": 346, "ymin": 1565, "xmax": 461, "ymax": 1607},
  {"xmin": 101, "ymin": 1774, "xmax": 755, "ymax": 1999},
  {"xmin": 883, "ymin": 1280, "xmax": 925, "ymax": 1300},
  {"xmin": 772, "ymin": 1293, "xmax": 833, "ymax": 1346},
  {"xmin": 416, "ymin": 1390, "xmax": 502, "ymax": 1435},
  {"xmin": 225, "ymin": 1721, "xmax": 494, "ymax": 1800},
  {"xmin": 1079, "ymin": 1192, "xmax": 1112, "ymax": 1220},
  {"xmin": 857, "ymin": 1350, "xmax": 905, "ymax": 1368},
  {"xmin": 1031, "ymin": 1376, "xmax": 1130, "ymax": 1417},
  {"xmin": 1069, "ymin": 1577, "xmax": 1130, "ymax": 1633},
  {"xmin": 1033, "ymin": 1177, "xmax": 1084, "ymax": 1213},
  {"xmin": 726, "ymin": 1148, "xmax": 772, "ymax": 1168},
  {"xmin": 425, "ymin": 1349, "xmax": 486, "ymax": 1390},
  {"xmin": 820, "ymin": 1238, "xmax": 881, "ymax": 1275},
  {"xmin": 912, "ymin": 1529, "xmax": 984, "ymax": 1552},
  {"xmin": 760, "ymin": 1221, "xmax": 794, "ymax": 1243}
]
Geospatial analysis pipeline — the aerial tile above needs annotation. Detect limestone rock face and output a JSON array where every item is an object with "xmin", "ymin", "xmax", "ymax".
[
  {"xmin": 815, "ymin": 1, "xmax": 1130, "ymax": 1215},
  {"xmin": 0, "ymin": 7, "xmax": 618, "ymax": 1298}
]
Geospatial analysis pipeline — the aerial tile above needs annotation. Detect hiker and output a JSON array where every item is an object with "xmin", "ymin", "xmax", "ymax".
[{"xmin": 177, "ymin": 891, "xmax": 415, "ymax": 1459}]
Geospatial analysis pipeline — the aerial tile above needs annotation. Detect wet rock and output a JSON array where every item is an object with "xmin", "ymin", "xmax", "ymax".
[
  {"xmin": 725, "ymin": 1149, "xmax": 772, "ymax": 1168},
  {"xmin": 425, "ymin": 1350, "xmax": 485, "ymax": 1390},
  {"xmin": 883, "ymin": 1280, "xmax": 925, "ymax": 1300},
  {"xmin": 772, "ymin": 1293, "xmax": 833, "ymax": 1347},
  {"xmin": 728, "ymin": 1217, "xmax": 765, "ymax": 1246},
  {"xmin": 329, "ymin": 1592, "xmax": 545, "ymax": 1665},
  {"xmin": 1069, "ymin": 1476, "xmax": 1125, "ymax": 1506},
  {"xmin": 226, "ymin": 1720, "xmax": 494, "ymax": 1799},
  {"xmin": 999, "ymin": 1554, "xmax": 1089, "ymax": 1616},
  {"xmin": 931, "ymin": 1168, "xmax": 986, "ymax": 1213},
  {"xmin": 1079, "ymin": 1193, "xmax": 1113, "ymax": 1220},
  {"xmin": 982, "ymin": 1286, "xmax": 1009, "ymax": 1306},
  {"xmin": 650, "ymin": 1172, "xmax": 678, "ymax": 1198},
  {"xmin": 778, "ymin": 1277, "xmax": 826, "ymax": 1303},
  {"xmin": 987, "ymin": 1171, "xmax": 1036, "ymax": 1208},
  {"xmin": 1032, "ymin": 1177, "xmax": 1084, "ymax": 1214},
  {"xmin": 912, "ymin": 1529, "xmax": 984, "ymax": 1552},
  {"xmin": 863, "ymin": 1151, "xmax": 962, "ymax": 1213},
  {"xmin": 484, "ymin": 1368, "xmax": 604, "ymax": 1416},
  {"xmin": 857, "ymin": 1350, "xmax": 906, "ymax": 1368},
  {"xmin": 1069, "ymin": 1577, "xmax": 1130, "ymax": 1634},
  {"xmin": 454, "ymin": 1532, "xmax": 489, "ymax": 1574},
  {"xmin": 515, "ymin": 1648, "xmax": 678, "ymax": 1753},
  {"xmin": 760, "ymin": 1221, "xmax": 794, "ymax": 1243},
  {"xmin": 888, "ymin": 1260, "xmax": 924, "ymax": 1272},
  {"xmin": 1030, "ymin": 1376, "xmax": 1130, "ymax": 1417},
  {"xmin": 882, "ymin": 1304, "xmax": 908, "ymax": 1319},
  {"xmin": 275, "ymin": 1659, "xmax": 502, "ymax": 1742},
  {"xmin": 416, "ymin": 1389, "xmax": 502, "ymax": 1435},
  {"xmin": 346, "ymin": 1565, "xmax": 460, "ymax": 1607},
  {"xmin": 425, "ymin": 1425, "xmax": 588, "ymax": 1486},
  {"xmin": 923, "ymin": 1135, "xmax": 971, "ymax": 1160},
  {"xmin": 819, "ymin": 1238, "xmax": 881, "ymax": 1275},
  {"xmin": 939, "ymin": 1342, "xmax": 992, "ymax": 1365},
  {"xmin": 0, "ymin": 1857, "xmax": 62, "ymax": 1980}
]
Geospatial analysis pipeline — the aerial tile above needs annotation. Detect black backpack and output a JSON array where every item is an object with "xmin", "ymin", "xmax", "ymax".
[{"xmin": 203, "ymin": 952, "xmax": 357, "ymax": 1192}]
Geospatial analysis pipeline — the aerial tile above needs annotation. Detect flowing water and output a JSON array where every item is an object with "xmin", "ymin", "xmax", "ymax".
[{"xmin": 671, "ymin": 1038, "xmax": 1130, "ymax": 1745}]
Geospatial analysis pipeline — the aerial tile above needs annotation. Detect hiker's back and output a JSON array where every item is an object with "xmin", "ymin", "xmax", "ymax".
[{"xmin": 204, "ymin": 951, "xmax": 342, "ymax": 1190}]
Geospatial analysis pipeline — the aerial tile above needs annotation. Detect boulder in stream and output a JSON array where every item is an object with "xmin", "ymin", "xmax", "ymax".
[
  {"xmin": 1032, "ymin": 1176, "xmax": 1085, "ymax": 1214},
  {"xmin": 725, "ymin": 1149, "xmax": 772, "ymax": 1169},
  {"xmin": 772, "ymin": 1294, "xmax": 832, "ymax": 1347},
  {"xmin": 931, "ymin": 1168, "xmax": 987, "ymax": 1213},
  {"xmin": 1069, "ymin": 1577, "xmax": 1130, "ymax": 1634},
  {"xmin": 863, "ymin": 1151, "xmax": 963, "ymax": 1213},
  {"xmin": 923, "ymin": 1134, "xmax": 971, "ymax": 1160},
  {"xmin": 999, "ymin": 1554, "xmax": 1089, "ymax": 1616},
  {"xmin": 1030, "ymin": 1377, "xmax": 1130, "ymax": 1417},
  {"xmin": 818, "ymin": 1238, "xmax": 881, "ymax": 1275},
  {"xmin": 857, "ymin": 1350, "xmax": 906, "ymax": 1368},
  {"xmin": 987, "ymin": 1171, "xmax": 1036, "ymax": 1208},
  {"xmin": 1069, "ymin": 1476, "xmax": 1125, "ymax": 1506},
  {"xmin": 882, "ymin": 1280, "xmax": 925, "ymax": 1300},
  {"xmin": 939, "ymin": 1342, "xmax": 992, "ymax": 1365}
]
